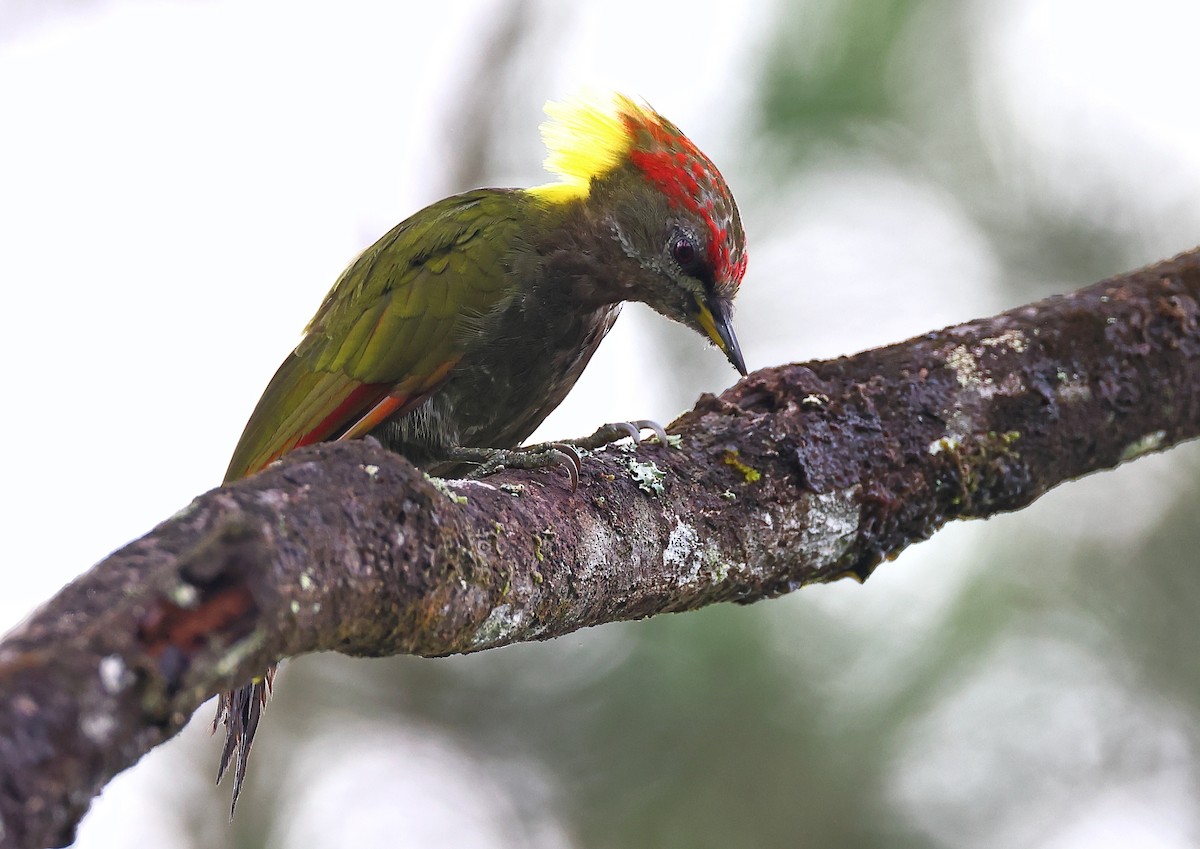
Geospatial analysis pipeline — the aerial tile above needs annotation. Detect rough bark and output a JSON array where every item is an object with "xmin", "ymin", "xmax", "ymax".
[{"xmin": 3, "ymin": 249, "xmax": 1200, "ymax": 849}]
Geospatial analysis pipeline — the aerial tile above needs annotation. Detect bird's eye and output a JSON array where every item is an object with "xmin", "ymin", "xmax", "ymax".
[{"xmin": 671, "ymin": 235, "xmax": 698, "ymax": 270}]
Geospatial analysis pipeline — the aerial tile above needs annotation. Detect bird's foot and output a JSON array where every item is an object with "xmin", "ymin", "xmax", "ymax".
[
  {"xmin": 449, "ymin": 420, "xmax": 667, "ymax": 491},
  {"xmin": 568, "ymin": 419, "xmax": 669, "ymax": 450},
  {"xmin": 451, "ymin": 443, "xmax": 584, "ymax": 490}
]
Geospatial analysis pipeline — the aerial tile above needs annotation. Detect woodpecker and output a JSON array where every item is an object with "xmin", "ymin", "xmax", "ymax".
[{"xmin": 216, "ymin": 92, "xmax": 748, "ymax": 812}]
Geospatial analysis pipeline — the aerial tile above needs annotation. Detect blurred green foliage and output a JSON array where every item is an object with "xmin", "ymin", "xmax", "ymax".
[{"xmin": 762, "ymin": 0, "xmax": 922, "ymax": 141}]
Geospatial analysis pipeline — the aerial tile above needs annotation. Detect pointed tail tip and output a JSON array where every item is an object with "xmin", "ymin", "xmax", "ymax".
[{"xmin": 214, "ymin": 675, "xmax": 273, "ymax": 817}]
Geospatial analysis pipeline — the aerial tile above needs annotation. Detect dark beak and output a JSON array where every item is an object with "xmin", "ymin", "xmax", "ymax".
[{"xmin": 695, "ymin": 294, "xmax": 748, "ymax": 376}]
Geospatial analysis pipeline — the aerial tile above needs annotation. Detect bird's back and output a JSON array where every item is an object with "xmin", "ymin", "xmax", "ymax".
[{"xmin": 224, "ymin": 189, "xmax": 533, "ymax": 481}]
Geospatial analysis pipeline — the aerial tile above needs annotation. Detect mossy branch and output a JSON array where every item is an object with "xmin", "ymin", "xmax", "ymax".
[{"xmin": 4, "ymin": 249, "xmax": 1200, "ymax": 849}]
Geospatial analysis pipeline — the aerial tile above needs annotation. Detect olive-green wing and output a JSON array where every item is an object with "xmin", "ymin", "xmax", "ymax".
[{"xmin": 224, "ymin": 189, "xmax": 524, "ymax": 481}]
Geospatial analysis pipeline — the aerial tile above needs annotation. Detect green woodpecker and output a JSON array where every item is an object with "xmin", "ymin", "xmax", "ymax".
[{"xmin": 216, "ymin": 92, "xmax": 748, "ymax": 811}]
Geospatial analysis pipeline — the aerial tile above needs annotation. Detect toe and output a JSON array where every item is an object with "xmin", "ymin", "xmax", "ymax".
[
  {"xmin": 632, "ymin": 419, "xmax": 669, "ymax": 445},
  {"xmin": 611, "ymin": 421, "xmax": 641, "ymax": 442},
  {"xmin": 548, "ymin": 443, "xmax": 581, "ymax": 491}
]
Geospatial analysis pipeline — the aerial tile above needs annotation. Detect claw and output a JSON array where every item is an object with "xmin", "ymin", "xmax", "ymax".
[
  {"xmin": 548, "ymin": 443, "xmax": 581, "ymax": 491},
  {"xmin": 632, "ymin": 419, "xmax": 668, "ymax": 445},
  {"xmin": 611, "ymin": 421, "xmax": 641, "ymax": 442}
]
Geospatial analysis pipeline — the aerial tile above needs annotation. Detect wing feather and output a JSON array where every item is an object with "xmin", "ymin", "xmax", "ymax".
[{"xmin": 224, "ymin": 189, "xmax": 526, "ymax": 481}]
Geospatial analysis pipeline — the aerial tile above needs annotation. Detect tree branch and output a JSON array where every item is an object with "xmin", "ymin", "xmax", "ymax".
[{"xmin": 4, "ymin": 249, "xmax": 1200, "ymax": 848}]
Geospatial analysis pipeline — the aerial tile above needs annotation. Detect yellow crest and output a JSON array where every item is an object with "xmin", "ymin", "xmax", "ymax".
[{"xmin": 528, "ymin": 92, "xmax": 648, "ymax": 202}]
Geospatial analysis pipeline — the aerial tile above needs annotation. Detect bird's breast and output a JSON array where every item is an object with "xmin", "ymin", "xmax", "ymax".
[
  {"xmin": 450, "ymin": 299, "xmax": 622, "ymax": 448},
  {"xmin": 372, "ymin": 295, "xmax": 621, "ymax": 467}
]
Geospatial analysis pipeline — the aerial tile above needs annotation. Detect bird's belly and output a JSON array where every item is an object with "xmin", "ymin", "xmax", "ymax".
[
  {"xmin": 453, "ymin": 302, "xmax": 621, "ymax": 447},
  {"xmin": 373, "ymin": 303, "xmax": 621, "ymax": 470}
]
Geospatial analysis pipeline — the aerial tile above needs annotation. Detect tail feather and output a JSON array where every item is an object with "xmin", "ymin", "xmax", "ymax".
[{"xmin": 213, "ymin": 667, "xmax": 276, "ymax": 817}]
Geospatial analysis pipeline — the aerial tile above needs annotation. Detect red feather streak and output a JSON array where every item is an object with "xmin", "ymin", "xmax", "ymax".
[
  {"xmin": 250, "ymin": 382, "xmax": 390, "ymax": 474},
  {"xmin": 622, "ymin": 112, "xmax": 743, "ymax": 286}
]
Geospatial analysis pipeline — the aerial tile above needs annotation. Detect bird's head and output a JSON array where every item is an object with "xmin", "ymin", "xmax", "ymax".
[{"xmin": 530, "ymin": 93, "xmax": 748, "ymax": 375}]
